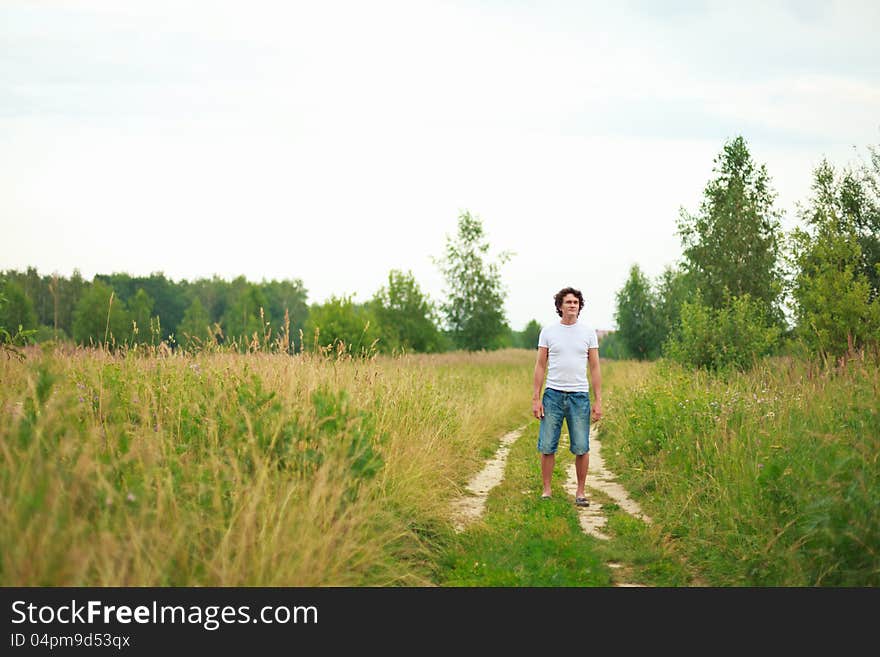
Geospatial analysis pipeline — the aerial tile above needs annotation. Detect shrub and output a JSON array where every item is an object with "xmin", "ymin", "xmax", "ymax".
[{"xmin": 664, "ymin": 292, "xmax": 780, "ymax": 371}]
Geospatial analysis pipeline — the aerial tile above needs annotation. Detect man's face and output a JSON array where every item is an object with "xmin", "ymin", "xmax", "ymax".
[{"xmin": 561, "ymin": 294, "xmax": 581, "ymax": 319}]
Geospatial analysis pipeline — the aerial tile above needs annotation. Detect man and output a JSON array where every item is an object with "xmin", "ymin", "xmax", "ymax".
[{"xmin": 532, "ymin": 287, "xmax": 602, "ymax": 506}]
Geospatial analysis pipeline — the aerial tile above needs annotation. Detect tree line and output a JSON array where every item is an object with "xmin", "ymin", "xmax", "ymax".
[
  {"xmin": 1, "ymin": 211, "xmax": 540, "ymax": 354},
  {"xmin": 610, "ymin": 135, "xmax": 880, "ymax": 369}
]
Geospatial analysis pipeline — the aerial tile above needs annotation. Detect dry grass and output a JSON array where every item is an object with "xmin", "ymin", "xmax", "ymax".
[{"xmin": 0, "ymin": 345, "xmax": 534, "ymax": 585}]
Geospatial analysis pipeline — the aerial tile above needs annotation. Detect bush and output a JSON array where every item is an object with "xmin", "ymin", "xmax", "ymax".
[
  {"xmin": 304, "ymin": 295, "xmax": 381, "ymax": 356},
  {"xmin": 33, "ymin": 325, "xmax": 69, "ymax": 343},
  {"xmin": 789, "ymin": 228, "xmax": 880, "ymax": 360},
  {"xmin": 664, "ymin": 292, "xmax": 780, "ymax": 371}
]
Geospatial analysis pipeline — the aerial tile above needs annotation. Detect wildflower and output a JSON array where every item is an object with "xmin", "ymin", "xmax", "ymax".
[{"xmin": 126, "ymin": 493, "xmax": 136, "ymax": 503}]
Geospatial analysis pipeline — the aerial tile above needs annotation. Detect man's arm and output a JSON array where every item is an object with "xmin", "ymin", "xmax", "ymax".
[
  {"xmin": 532, "ymin": 346, "xmax": 548, "ymax": 419},
  {"xmin": 588, "ymin": 347, "xmax": 602, "ymax": 421}
]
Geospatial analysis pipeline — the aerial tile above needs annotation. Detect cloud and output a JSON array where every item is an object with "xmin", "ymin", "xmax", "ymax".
[{"xmin": 2, "ymin": 0, "xmax": 879, "ymax": 330}]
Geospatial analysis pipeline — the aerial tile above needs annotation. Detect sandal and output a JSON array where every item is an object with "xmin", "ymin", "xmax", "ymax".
[{"xmin": 575, "ymin": 496, "xmax": 589, "ymax": 507}]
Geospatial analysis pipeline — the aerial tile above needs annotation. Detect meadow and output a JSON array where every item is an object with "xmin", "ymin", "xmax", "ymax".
[
  {"xmin": 2, "ymin": 344, "xmax": 877, "ymax": 586},
  {"xmin": 1, "ymin": 344, "xmax": 532, "ymax": 586},
  {"xmin": 599, "ymin": 354, "xmax": 880, "ymax": 586}
]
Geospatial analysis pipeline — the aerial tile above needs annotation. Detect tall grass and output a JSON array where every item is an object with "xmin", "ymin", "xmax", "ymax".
[
  {"xmin": 600, "ymin": 355, "xmax": 880, "ymax": 586},
  {"xmin": 0, "ymin": 345, "xmax": 533, "ymax": 586}
]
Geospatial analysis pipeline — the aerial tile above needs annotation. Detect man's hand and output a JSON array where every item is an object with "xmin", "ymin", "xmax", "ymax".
[
  {"xmin": 591, "ymin": 400, "xmax": 603, "ymax": 422},
  {"xmin": 532, "ymin": 399, "xmax": 544, "ymax": 419}
]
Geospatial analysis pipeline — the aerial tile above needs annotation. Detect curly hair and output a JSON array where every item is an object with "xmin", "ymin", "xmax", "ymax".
[{"xmin": 554, "ymin": 287, "xmax": 585, "ymax": 317}]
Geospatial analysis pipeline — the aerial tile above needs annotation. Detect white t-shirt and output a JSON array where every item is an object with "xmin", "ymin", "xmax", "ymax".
[{"xmin": 537, "ymin": 320, "xmax": 599, "ymax": 393}]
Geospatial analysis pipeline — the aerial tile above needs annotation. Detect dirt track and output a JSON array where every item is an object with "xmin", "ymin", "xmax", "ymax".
[{"xmin": 451, "ymin": 423, "xmax": 651, "ymax": 586}]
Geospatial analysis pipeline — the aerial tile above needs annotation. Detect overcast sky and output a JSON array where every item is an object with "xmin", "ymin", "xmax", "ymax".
[{"xmin": 2, "ymin": 0, "xmax": 879, "ymax": 331}]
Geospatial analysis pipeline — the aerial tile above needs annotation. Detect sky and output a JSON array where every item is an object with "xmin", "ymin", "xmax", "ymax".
[{"xmin": 2, "ymin": 0, "xmax": 879, "ymax": 332}]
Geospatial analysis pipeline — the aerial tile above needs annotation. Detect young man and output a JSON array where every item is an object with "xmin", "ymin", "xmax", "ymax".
[{"xmin": 531, "ymin": 287, "xmax": 602, "ymax": 506}]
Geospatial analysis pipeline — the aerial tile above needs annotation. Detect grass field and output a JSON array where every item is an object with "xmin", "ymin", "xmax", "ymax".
[
  {"xmin": 599, "ymin": 355, "xmax": 880, "ymax": 586},
  {"xmin": 1, "ymin": 345, "xmax": 532, "ymax": 586},
  {"xmin": 3, "ymin": 345, "xmax": 877, "ymax": 586}
]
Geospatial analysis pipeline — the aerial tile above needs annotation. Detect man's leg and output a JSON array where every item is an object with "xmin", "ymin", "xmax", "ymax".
[
  {"xmin": 541, "ymin": 453, "xmax": 555, "ymax": 497},
  {"xmin": 575, "ymin": 453, "xmax": 589, "ymax": 499},
  {"xmin": 569, "ymin": 392, "xmax": 591, "ymax": 501},
  {"xmin": 537, "ymin": 389, "xmax": 563, "ymax": 497}
]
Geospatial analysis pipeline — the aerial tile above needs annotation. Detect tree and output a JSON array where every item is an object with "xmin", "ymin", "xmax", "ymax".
[
  {"xmin": 596, "ymin": 331, "xmax": 630, "ymax": 360},
  {"xmin": 0, "ymin": 280, "xmax": 38, "ymax": 335},
  {"xmin": 135, "ymin": 272, "xmax": 186, "ymax": 340},
  {"xmin": 788, "ymin": 158, "xmax": 880, "ymax": 360},
  {"xmin": 614, "ymin": 264, "xmax": 661, "ymax": 360},
  {"xmin": 221, "ymin": 276, "xmax": 271, "ymax": 346},
  {"xmin": 370, "ymin": 270, "xmax": 442, "ymax": 353},
  {"xmin": 434, "ymin": 211, "xmax": 511, "ymax": 351},
  {"xmin": 519, "ymin": 319, "xmax": 542, "ymax": 349},
  {"xmin": 261, "ymin": 278, "xmax": 309, "ymax": 350},
  {"xmin": 0, "ymin": 290, "xmax": 37, "ymax": 357},
  {"xmin": 654, "ymin": 266, "xmax": 694, "ymax": 345},
  {"xmin": 177, "ymin": 297, "xmax": 214, "ymax": 351},
  {"xmin": 129, "ymin": 288, "xmax": 156, "ymax": 344},
  {"xmin": 21, "ymin": 266, "xmax": 53, "ymax": 327},
  {"xmin": 94, "ymin": 272, "xmax": 187, "ymax": 340},
  {"xmin": 71, "ymin": 280, "xmax": 132, "ymax": 346},
  {"xmin": 800, "ymin": 154, "xmax": 880, "ymax": 300},
  {"xmin": 1, "ymin": 268, "xmax": 87, "ymax": 341},
  {"xmin": 187, "ymin": 275, "xmax": 229, "ymax": 328},
  {"xmin": 862, "ymin": 143, "xmax": 880, "ymax": 297},
  {"xmin": 56, "ymin": 269, "xmax": 86, "ymax": 338},
  {"xmin": 677, "ymin": 136, "xmax": 784, "ymax": 317}
]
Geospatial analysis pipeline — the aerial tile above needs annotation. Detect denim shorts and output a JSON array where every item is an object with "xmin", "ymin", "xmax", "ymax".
[{"xmin": 537, "ymin": 388, "xmax": 591, "ymax": 455}]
